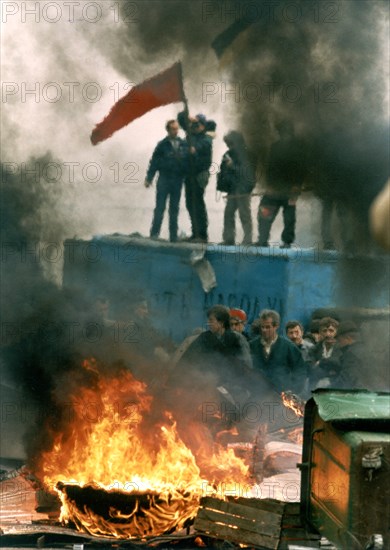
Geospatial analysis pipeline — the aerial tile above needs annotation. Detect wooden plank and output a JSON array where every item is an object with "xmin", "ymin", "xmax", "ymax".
[
  {"xmin": 199, "ymin": 497, "xmax": 282, "ymax": 525},
  {"xmin": 0, "ymin": 524, "xmax": 93, "ymax": 538},
  {"xmin": 0, "ymin": 476, "xmax": 48, "ymax": 526},
  {"xmin": 229, "ymin": 497, "xmax": 286, "ymax": 515},
  {"xmin": 196, "ymin": 507, "xmax": 281, "ymax": 538},
  {"xmin": 194, "ymin": 517, "xmax": 279, "ymax": 550}
]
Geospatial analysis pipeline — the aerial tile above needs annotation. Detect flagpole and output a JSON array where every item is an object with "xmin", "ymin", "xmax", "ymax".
[
  {"xmin": 178, "ymin": 66, "xmax": 200, "ymax": 241},
  {"xmin": 178, "ymin": 63, "xmax": 194, "ymax": 172}
]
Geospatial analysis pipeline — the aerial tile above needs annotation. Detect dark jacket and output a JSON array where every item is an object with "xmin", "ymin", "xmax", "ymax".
[
  {"xmin": 266, "ymin": 136, "xmax": 306, "ymax": 191},
  {"xmin": 250, "ymin": 336, "xmax": 306, "ymax": 393},
  {"xmin": 338, "ymin": 342, "xmax": 363, "ymax": 379},
  {"xmin": 146, "ymin": 136, "xmax": 188, "ymax": 181},
  {"xmin": 173, "ymin": 329, "xmax": 254, "ymax": 430},
  {"xmin": 217, "ymin": 148, "xmax": 256, "ymax": 195},
  {"xmin": 190, "ymin": 132, "xmax": 213, "ymax": 175},
  {"xmin": 310, "ymin": 342, "xmax": 362, "ymax": 390},
  {"xmin": 309, "ymin": 341, "xmax": 342, "ymax": 365},
  {"xmin": 177, "ymin": 111, "xmax": 214, "ymax": 176},
  {"xmin": 179, "ymin": 329, "xmax": 252, "ymax": 381}
]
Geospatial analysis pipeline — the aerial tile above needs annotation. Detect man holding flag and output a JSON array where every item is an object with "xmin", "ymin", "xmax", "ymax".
[
  {"xmin": 90, "ymin": 62, "xmax": 215, "ymax": 243},
  {"xmin": 178, "ymin": 111, "xmax": 215, "ymax": 243}
]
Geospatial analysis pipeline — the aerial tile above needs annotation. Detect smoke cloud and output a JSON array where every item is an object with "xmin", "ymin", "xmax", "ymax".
[
  {"xmin": 122, "ymin": 0, "xmax": 389, "ymax": 240},
  {"xmin": 0, "ymin": 0, "xmax": 388, "ymax": 466}
]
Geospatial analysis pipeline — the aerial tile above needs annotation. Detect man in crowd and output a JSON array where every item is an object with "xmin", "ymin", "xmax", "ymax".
[
  {"xmin": 309, "ymin": 320, "xmax": 361, "ymax": 390},
  {"xmin": 229, "ymin": 308, "xmax": 250, "ymax": 340},
  {"xmin": 178, "ymin": 111, "xmax": 215, "ymax": 243},
  {"xmin": 304, "ymin": 318, "xmax": 321, "ymax": 345},
  {"xmin": 174, "ymin": 305, "xmax": 253, "ymax": 433},
  {"xmin": 250, "ymin": 309, "xmax": 306, "ymax": 394},
  {"xmin": 309, "ymin": 317, "xmax": 340, "ymax": 364},
  {"xmin": 257, "ymin": 121, "xmax": 306, "ymax": 248},
  {"xmin": 145, "ymin": 120, "xmax": 188, "ymax": 242},
  {"xmin": 285, "ymin": 319, "xmax": 315, "ymax": 397},
  {"xmin": 179, "ymin": 305, "xmax": 252, "ymax": 373},
  {"xmin": 122, "ymin": 297, "xmax": 176, "ymax": 380},
  {"xmin": 285, "ymin": 320, "xmax": 314, "ymax": 362},
  {"xmin": 334, "ymin": 320, "xmax": 363, "ymax": 385},
  {"xmin": 308, "ymin": 316, "xmax": 342, "ymax": 390}
]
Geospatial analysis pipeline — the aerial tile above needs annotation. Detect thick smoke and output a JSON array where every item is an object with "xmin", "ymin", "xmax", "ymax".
[
  {"xmin": 1, "ymin": 156, "xmax": 98, "ymax": 463},
  {"xmin": 0, "ymin": 156, "xmax": 273, "ymax": 469},
  {"xmin": 1, "ymin": 153, "xmax": 284, "ymax": 473},
  {"xmin": 0, "ymin": 154, "xmax": 150, "ymax": 463},
  {"xmin": 122, "ymin": 0, "xmax": 389, "ymax": 247},
  {"xmin": 1, "ymin": 0, "xmax": 388, "ymax": 469}
]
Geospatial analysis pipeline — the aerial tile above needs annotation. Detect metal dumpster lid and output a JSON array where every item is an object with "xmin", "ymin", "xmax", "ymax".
[{"xmin": 312, "ymin": 389, "xmax": 390, "ymax": 422}]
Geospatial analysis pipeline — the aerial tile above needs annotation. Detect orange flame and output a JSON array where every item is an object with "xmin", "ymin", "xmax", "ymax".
[
  {"xmin": 38, "ymin": 360, "xmax": 249, "ymax": 538},
  {"xmin": 281, "ymin": 391, "xmax": 305, "ymax": 418}
]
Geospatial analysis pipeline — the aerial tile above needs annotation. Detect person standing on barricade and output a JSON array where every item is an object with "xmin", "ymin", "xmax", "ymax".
[
  {"xmin": 145, "ymin": 119, "xmax": 188, "ymax": 243},
  {"xmin": 217, "ymin": 131, "xmax": 256, "ymax": 245},
  {"xmin": 257, "ymin": 121, "xmax": 306, "ymax": 248},
  {"xmin": 178, "ymin": 111, "xmax": 216, "ymax": 243}
]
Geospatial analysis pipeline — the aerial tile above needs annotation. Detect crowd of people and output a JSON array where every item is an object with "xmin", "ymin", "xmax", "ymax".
[
  {"xmin": 144, "ymin": 113, "xmax": 341, "ymax": 249},
  {"xmin": 175, "ymin": 306, "xmax": 362, "ymax": 399},
  {"xmin": 93, "ymin": 296, "xmax": 364, "ymax": 401}
]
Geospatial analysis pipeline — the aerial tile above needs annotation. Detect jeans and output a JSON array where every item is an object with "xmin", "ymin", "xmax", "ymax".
[
  {"xmin": 184, "ymin": 174, "xmax": 209, "ymax": 240},
  {"xmin": 150, "ymin": 174, "xmax": 183, "ymax": 241}
]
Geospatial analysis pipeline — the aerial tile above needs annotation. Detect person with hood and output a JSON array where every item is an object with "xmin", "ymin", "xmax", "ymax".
[
  {"xmin": 178, "ymin": 111, "xmax": 216, "ymax": 243},
  {"xmin": 218, "ymin": 131, "xmax": 256, "ymax": 245}
]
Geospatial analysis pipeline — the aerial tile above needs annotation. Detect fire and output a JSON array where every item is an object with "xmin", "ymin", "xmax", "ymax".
[
  {"xmin": 281, "ymin": 391, "xmax": 305, "ymax": 418},
  {"xmin": 38, "ymin": 359, "xmax": 249, "ymax": 538}
]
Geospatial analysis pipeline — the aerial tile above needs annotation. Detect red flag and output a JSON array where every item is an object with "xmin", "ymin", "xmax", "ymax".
[{"xmin": 91, "ymin": 62, "xmax": 185, "ymax": 145}]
